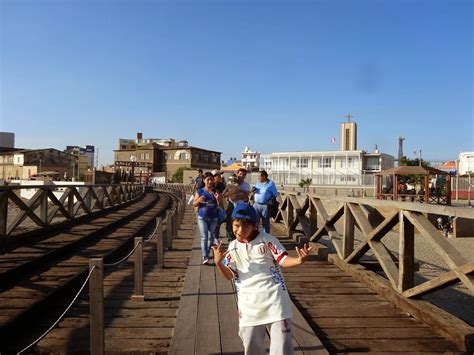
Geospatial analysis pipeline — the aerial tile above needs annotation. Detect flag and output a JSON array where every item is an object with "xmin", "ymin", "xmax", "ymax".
[{"xmin": 330, "ymin": 137, "xmax": 336, "ymax": 143}]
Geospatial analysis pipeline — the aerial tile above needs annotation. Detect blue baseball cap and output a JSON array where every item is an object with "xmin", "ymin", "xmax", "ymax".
[{"xmin": 231, "ymin": 203, "xmax": 258, "ymax": 224}]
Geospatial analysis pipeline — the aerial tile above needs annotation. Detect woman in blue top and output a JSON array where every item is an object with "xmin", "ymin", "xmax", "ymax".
[{"xmin": 193, "ymin": 172, "xmax": 223, "ymax": 264}]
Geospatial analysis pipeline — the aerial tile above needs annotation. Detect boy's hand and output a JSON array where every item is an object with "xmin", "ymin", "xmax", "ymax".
[
  {"xmin": 295, "ymin": 243, "xmax": 312, "ymax": 264},
  {"xmin": 211, "ymin": 241, "xmax": 228, "ymax": 265}
]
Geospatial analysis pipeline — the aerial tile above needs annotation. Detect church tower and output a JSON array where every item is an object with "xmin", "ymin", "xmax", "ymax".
[{"xmin": 340, "ymin": 113, "xmax": 357, "ymax": 151}]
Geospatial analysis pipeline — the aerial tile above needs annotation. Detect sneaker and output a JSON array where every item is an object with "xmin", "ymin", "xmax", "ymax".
[{"xmin": 202, "ymin": 258, "xmax": 209, "ymax": 265}]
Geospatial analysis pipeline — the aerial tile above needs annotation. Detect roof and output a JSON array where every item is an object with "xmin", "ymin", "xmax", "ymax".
[{"xmin": 377, "ymin": 165, "xmax": 450, "ymax": 176}]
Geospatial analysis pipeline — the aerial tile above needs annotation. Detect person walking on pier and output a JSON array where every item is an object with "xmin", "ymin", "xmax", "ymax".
[
  {"xmin": 212, "ymin": 203, "xmax": 312, "ymax": 355},
  {"xmin": 193, "ymin": 172, "xmax": 223, "ymax": 264},
  {"xmin": 224, "ymin": 168, "xmax": 251, "ymax": 241},
  {"xmin": 251, "ymin": 170, "xmax": 278, "ymax": 233}
]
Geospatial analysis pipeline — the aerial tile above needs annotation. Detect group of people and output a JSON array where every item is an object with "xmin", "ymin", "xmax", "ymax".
[
  {"xmin": 192, "ymin": 167, "xmax": 279, "ymax": 264},
  {"xmin": 190, "ymin": 167, "xmax": 312, "ymax": 354}
]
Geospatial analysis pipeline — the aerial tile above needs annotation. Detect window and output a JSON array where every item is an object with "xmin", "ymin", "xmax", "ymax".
[
  {"xmin": 195, "ymin": 153, "xmax": 201, "ymax": 161},
  {"xmin": 296, "ymin": 158, "xmax": 308, "ymax": 168},
  {"xmin": 121, "ymin": 145, "xmax": 127, "ymax": 149},
  {"xmin": 16, "ymin": 157, "xmax": 21, "ymax": 164},
  {"xmin": 319, "ymin": 158, "xmax": 332, "ymax": 168},
  {"xmin": 179, "ymin": 153, "xmax": 186, "ymax": 160},
  {"xmin": 140, "ymin": 153, "xmax": 145, "ymax": 160},
  {"xmin": 145, "ymin": 153, "xmax": 150, "ymax": 160},
  {"xmin": 341, "ymin": 157, "xmax": 354, "ymax": 168},
  {"xmin": 117, "ymin": 154, "xmax": 123, "ymax": 161}
]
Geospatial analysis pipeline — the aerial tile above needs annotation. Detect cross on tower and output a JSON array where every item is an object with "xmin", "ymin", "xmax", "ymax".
[{"xmin": 345, "ymin": 113, "xmax": 353, "ymax": 122}]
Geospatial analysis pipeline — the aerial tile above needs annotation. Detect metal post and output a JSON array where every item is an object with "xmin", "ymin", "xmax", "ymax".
[
  {"xmin": 132, "ymin": 237, "xmax": 145, "ymax": 301},
  {"xmin": 89, "ymin": 258, "xmax": 104, "ymax": 355},
  {"xmin": 156, "ymin": 217, "xmax": 164, "ymax": 268}
]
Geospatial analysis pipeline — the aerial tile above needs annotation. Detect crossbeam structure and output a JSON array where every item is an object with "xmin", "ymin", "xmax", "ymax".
[
  {"xmin": 0, "ymin": 184, "xmax": 144, "ymax": 240},
  {"xmin": 275, "ymin": 192, "xmax": 474, "ymax": 298}
]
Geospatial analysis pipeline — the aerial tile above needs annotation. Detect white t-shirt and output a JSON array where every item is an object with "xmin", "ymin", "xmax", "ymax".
[{"xmin": 224, "ymin": 231, "xmax": 292, "ymax": 326}]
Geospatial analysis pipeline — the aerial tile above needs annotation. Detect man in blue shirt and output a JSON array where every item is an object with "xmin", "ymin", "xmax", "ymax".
[{"xmin": 252, "ymin": 170, "xmax": 278, "ymax": 233}]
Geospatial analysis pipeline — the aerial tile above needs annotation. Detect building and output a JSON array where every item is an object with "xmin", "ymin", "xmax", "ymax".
[
  {"xmin": 64, "ymin": 145, "xmax": 94, "ymax": 181},
  {"xmin": 241, "ymin": 147, "xmax": 261, "ymax": 171},
  {"xmin": 0, "ymin": 132, "xmax": 15, "ymax": 151},
  {"xmin": 65, "ymin": 145, "xmax": 95, "ymax": 169},
  {"xmin": 114, "ymin": 133, "xmax": 221, "ymax": 182},
  {"xmin": 263, "ymin": 119, "xmax": 394, "ymax": 186},
  {"xmin": 340, "ymin": 115, "xmax": 357, "ymax": 151},
  {"xmin": 266, "ymin": 149, "xmax": 394, "ymax": 185},
  {"xmin": 458, "ymin": 152, "xmax": 474, "ymax": 176},
  {"xmin": 0, "ymin": 148, "xmax": 76, "ymax": 181}
]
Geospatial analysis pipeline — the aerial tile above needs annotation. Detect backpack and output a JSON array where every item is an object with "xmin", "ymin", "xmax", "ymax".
[{"xmin": 267, "ymin": 196, "xmax": 280, "ymax": 219}]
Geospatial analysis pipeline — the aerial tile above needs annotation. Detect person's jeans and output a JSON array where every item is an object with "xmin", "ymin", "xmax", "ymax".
[
  {"xmin": 197, "ymin": 217, "xmax": 218, "ymax": 259},
  {"xmin": 254, "ymin": 203, "xmax": 270, "ymax": 233}
]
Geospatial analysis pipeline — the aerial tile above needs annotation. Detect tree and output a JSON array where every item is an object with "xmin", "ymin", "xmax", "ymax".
[
  {"xmin": 398, "ymin": 156, "xmax": 430, "ymax": 186},
  {"xmin": 171, "ymin": 167, "xmax": 186, "ymax": 183},
  {"xmin": 298, "ymin": 178, "xmax": 312, "ymax": 192}
]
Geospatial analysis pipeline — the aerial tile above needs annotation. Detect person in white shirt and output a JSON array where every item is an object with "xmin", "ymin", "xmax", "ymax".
[{"xmin": 212, "ymin": 203, "xmax": 312, "ymax": 355}]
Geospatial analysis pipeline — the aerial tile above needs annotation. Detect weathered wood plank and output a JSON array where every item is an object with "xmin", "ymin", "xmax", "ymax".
[{"xmin": 168, "ymin": 231, "xmax": 202, "ymax": 354}]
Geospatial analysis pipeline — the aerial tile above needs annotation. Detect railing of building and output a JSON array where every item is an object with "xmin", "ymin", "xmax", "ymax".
[{"xmin": 0, "ymin": 184, "xmax": 145, "ymax": 240}]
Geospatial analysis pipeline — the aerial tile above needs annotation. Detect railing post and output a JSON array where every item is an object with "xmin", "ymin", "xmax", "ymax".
[
  {"xmin": 166, "ymin": 211, "xmax": 173, "ymax": 250},
  {"xmin": 156, "ymin": 217, "xmax": 164, "ymax": 268},
  {"xmin": 342, "ymin": 203, "xmax": 355, "ymax": 259},
  {"xmin": 40, "ymin": 187, "xmax": 48, "ymax": 224},
  {"xmin": 86, "ymin": 187, "xmax": 92, "ymax": 212},
  {"xmin": 0, "ymin": 191, "xmax": 8, "ymax": 250},
  {"xmin": 309, "ymin": 197, "xmax": 318, "ymax": 235},
  {"xmin": 173, "ymin": 207, "xmax": 178, "ymax": 238},
  {"xmin": 398, "ymin": 211, "xmax": 415, "ymax": 292},
  {"xmin": 68, "ymin": 188, "xmax": 75, "ymax": 217},
  {"xmin": 89, "ymin": 258, "xmax": 104, "ymax": 355},
  {"xmin": 132, "ymin": 237, "xmax": 145, "ymax": 302}
]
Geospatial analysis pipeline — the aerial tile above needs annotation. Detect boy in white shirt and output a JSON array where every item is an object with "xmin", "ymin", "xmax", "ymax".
[{"xmin": 212, "ymin": 203, "xmax": 312, "ymax": 355}]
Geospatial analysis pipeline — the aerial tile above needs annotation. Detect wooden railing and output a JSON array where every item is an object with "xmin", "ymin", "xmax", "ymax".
[
  {"xmin": 274, "ymin": 192, "xmax": 474, "ymax": 298},
  {"xmin": 0, "ymin": 184, "xmax": 144, "ymax": 238},
  {"xmin": 154, "ymin": 183, "xmax": 194, "ymax": 194}
]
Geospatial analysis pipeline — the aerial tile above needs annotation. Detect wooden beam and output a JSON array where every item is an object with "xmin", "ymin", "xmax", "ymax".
[
  {"xmin": 398, "ymin": 212, "xmax": 415, "ymax": 292},
  {"xmin": 403, "ymin": 263, "xmax": 474, "ymax": 298},
  {"xmin": 342, "ymin": 203, "xmax": 355, "ymax": 258},
  {"xmin": 345, "ymin": 210, "xmax": 399, "ymax": 263},
  {"xmin": 347, "ymin": 203, "xmax": 374, "ymax": 237},
  {"xmin": 403, "ymin": 211, "xmax": 469, "ymax": 270},
  {"xmin": 369, "ymin": 240, "xmax": 399, "ymax": 289}
]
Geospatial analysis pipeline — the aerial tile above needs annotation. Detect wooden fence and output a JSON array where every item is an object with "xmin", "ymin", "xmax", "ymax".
[
  {"xmin": 275, "ymin": 192, "xmax": 474, "ymax": 298},
  {"xmin": 0, "ymin": 184, "xmax": 144, "ymax": 239}
]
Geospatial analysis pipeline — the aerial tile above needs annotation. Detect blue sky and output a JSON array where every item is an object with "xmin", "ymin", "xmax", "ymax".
[{"xmin": 1, "ymin": 0, "xmax": 472, "ymax": 166}]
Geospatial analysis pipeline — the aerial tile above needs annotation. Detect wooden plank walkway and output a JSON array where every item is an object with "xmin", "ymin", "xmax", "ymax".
[
  {"xmin": 169, "ymin": 225, "xmax": 328, "ymax": 354},
  {"xmin": 35, "ymin": 202, "xmax": 197, "ymax": 353},
  {"xmin": 271, "ymin": 223, "xmax": 464, "ymax": 354},
  {"xmin": 27, "ymin": 202, "xmax": 464, "ymax": 354}
]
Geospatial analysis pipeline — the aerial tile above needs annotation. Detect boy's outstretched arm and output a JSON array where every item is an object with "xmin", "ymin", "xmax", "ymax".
[
  {"xmin": 281, "ymin": 243, "xmax": 312, "ymax": 268},
  {"xmin": 211, "ymin": 242, "xmax": 234, "ymax": 280}
]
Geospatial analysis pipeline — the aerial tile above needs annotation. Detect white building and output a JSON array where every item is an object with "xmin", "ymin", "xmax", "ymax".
[
  {"xmin": 265, "ymin": 150, "xmax": 394, "ymax": 186},
  {"xmin": 241, "ymin": 146, "xmax": 261, "ymax": 171},
  {"xmin": 261, "ymin": 118, "xmax": 394, "ymax": 186},
  {"xmin": 458, "ymin": 152, "xmax": 474, "ymax": 176}
]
